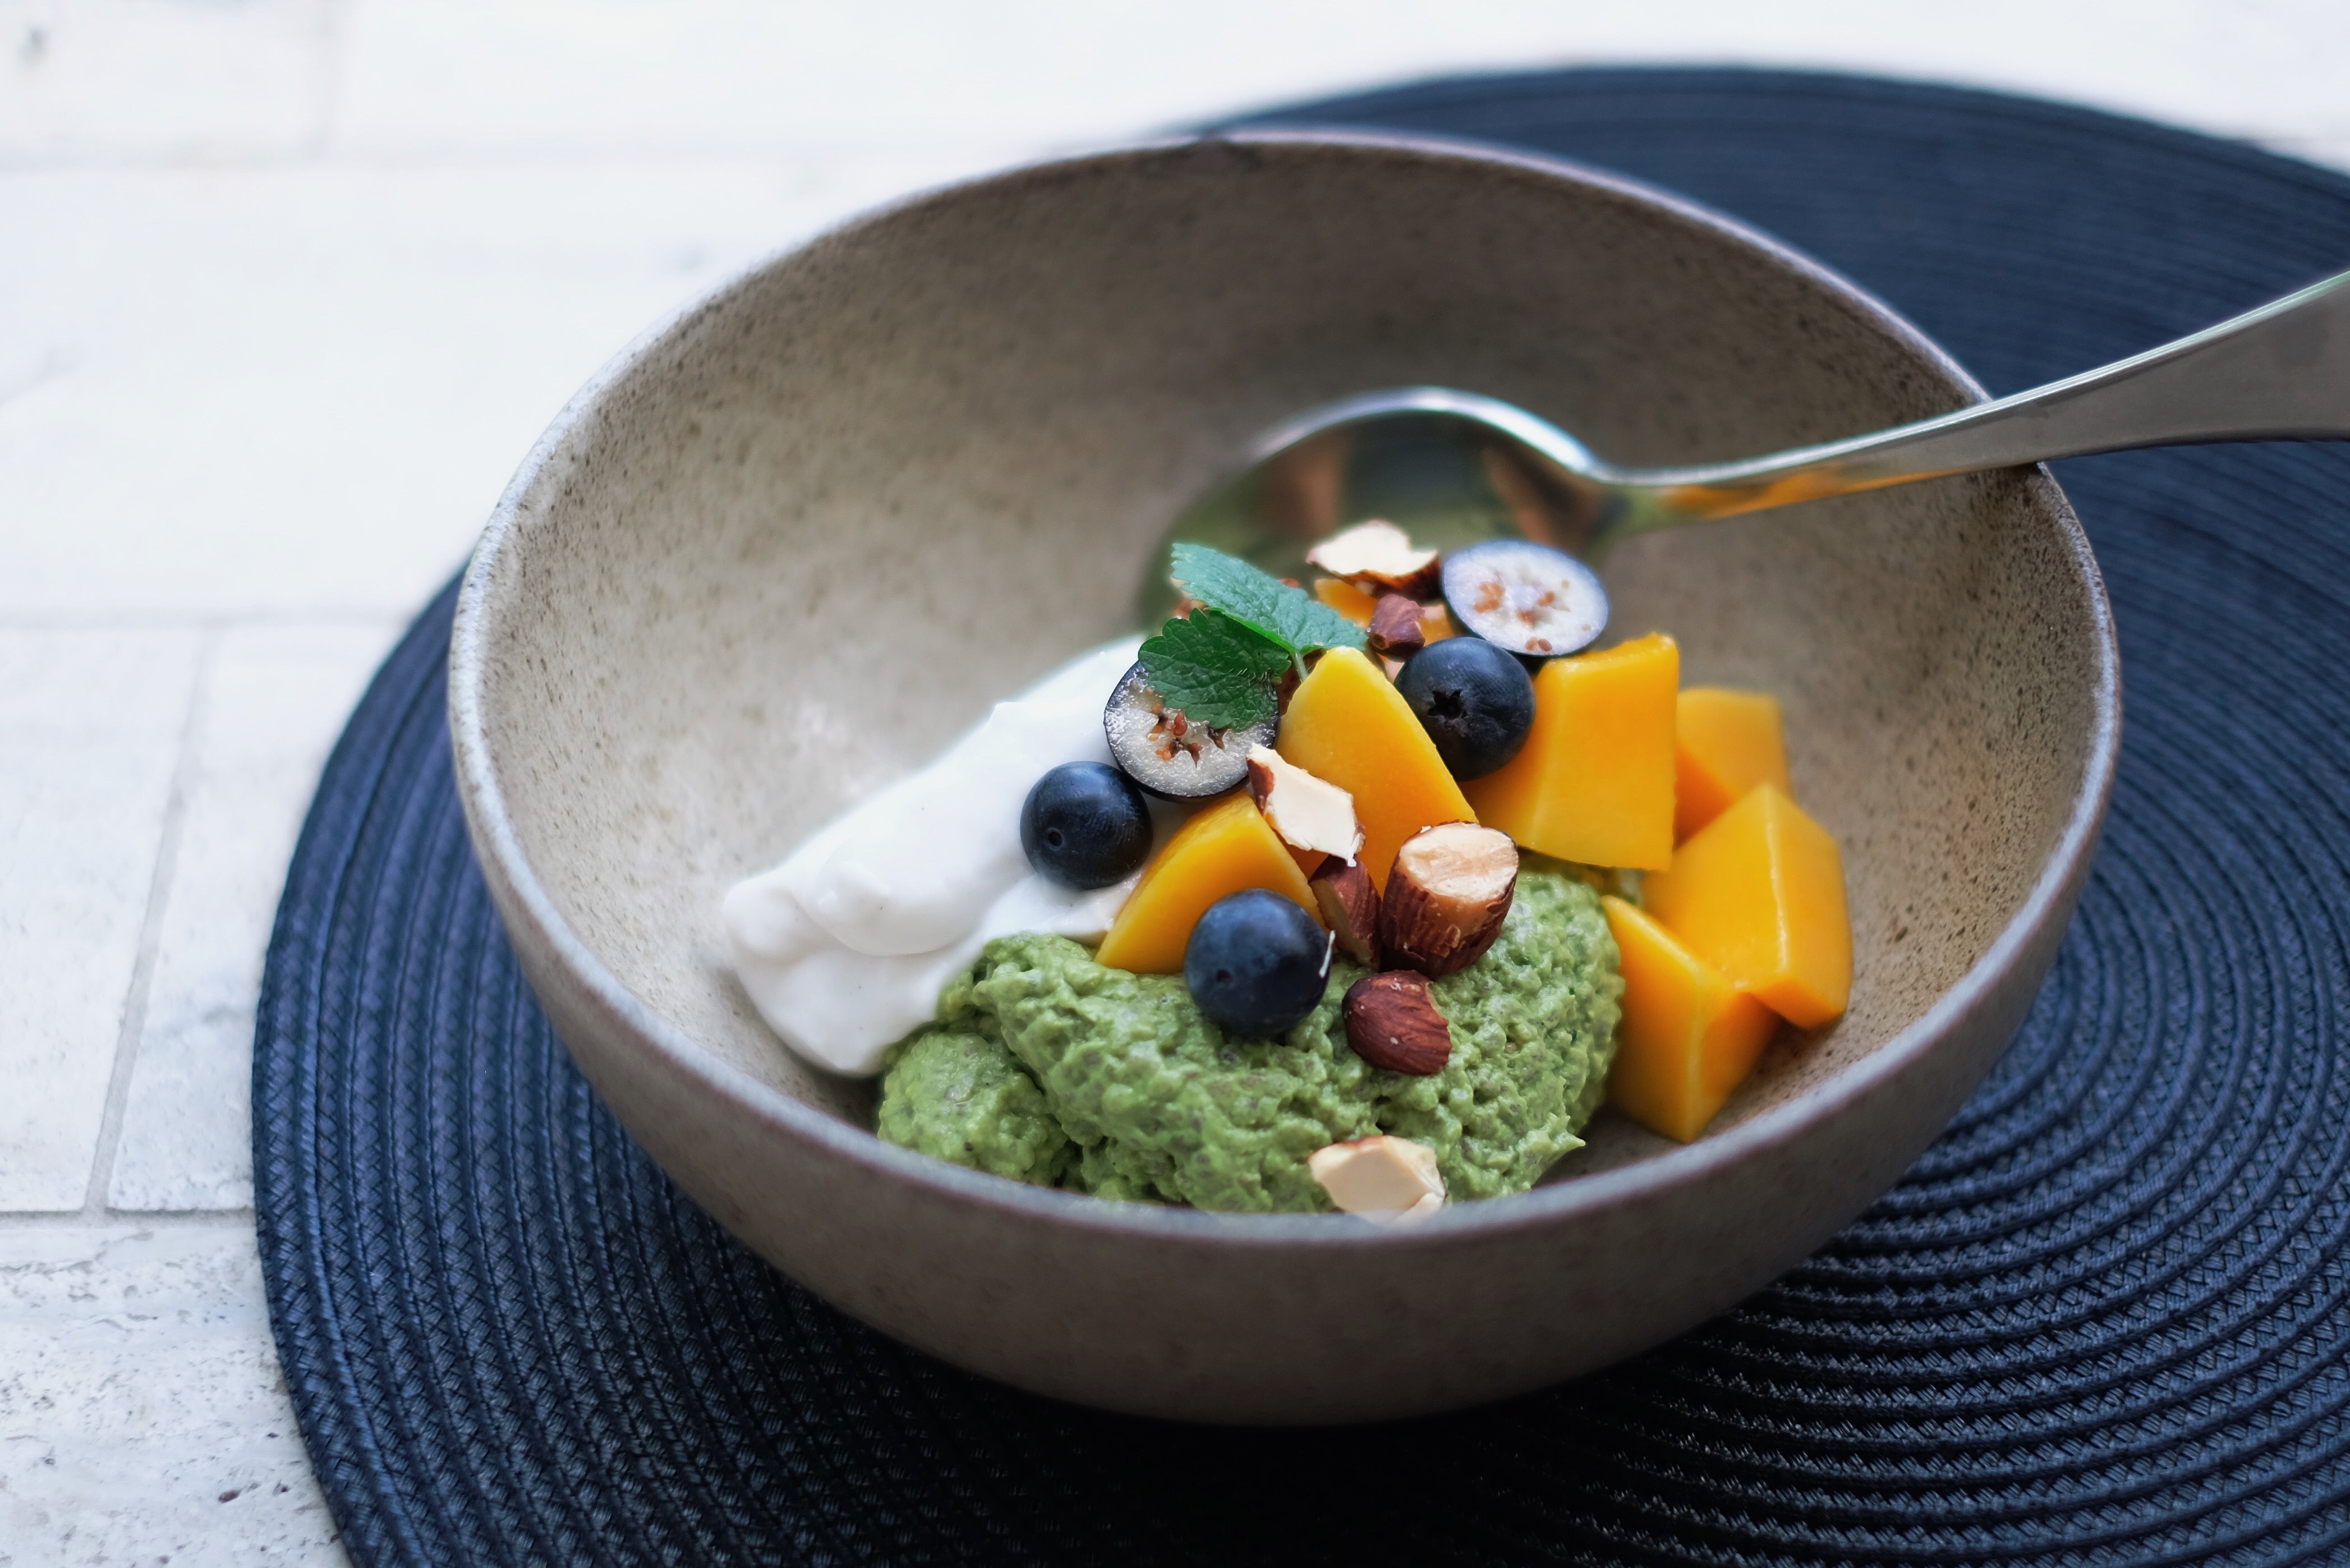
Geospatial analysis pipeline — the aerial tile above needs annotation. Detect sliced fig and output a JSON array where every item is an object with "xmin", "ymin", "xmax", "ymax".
[
  {"xmin": 1103, "ymin": 662, "xmax": 1276, "ymax": 798},
  {"xmin": 1440, "ymin": 540, "xmax": 1608, "ymax": 658}
]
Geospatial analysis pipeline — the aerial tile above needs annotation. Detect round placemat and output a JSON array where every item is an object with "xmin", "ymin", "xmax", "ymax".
[{"xmin": 256, "ymin": 69, "xmax": 2350, "ymax": 1565}]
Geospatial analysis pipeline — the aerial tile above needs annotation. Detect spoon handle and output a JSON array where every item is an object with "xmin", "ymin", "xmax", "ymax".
[{"xmin": 1635, "ymin": 266, "xmax": 2350, "ymax": 522}]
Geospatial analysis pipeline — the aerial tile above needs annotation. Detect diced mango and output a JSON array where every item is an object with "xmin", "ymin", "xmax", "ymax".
[
  {"xmin": 1643, "ymin": 784, "xmax": 1850, "ymax": 1027},
  {"xmin": 1314, "ymin": 577, "xmax": 1379, "ymax": 626},
  {"xmin": 1095, "ymin": 792, "xmax": 1319, "ymax": 974},
  {"xmin": 1676, "ymin": 687, "xmax": 1791, "ymax": 842},
  {"xmin": 1275, "ymin": 647, "xmax": 1475, "ymax": 890},
  {"xmin": 1461, "ymin": 632, "xmax": 1679, "ymax": 871},
  {"xmin": 1602, "ymin": 896, "xmax": 1780, "ymax": 1143}
]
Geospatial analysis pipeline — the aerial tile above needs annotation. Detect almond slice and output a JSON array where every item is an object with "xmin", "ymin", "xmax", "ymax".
[
  {"xmin": 1304, "ymin": 519, "xmax": 1442, "ymax": 599},
  {"xmin": 1342, "ymin": 971, "xmax": 1452, "ymax": 1074},
  {"xmin": 1310, "ymin": 859, "xmax": 1381, "ymax": 967},
  {"xmin": 1307, "ymin": 1134, "xmax": 1446, "ymax": 1224},
  {"xmin": 1379, "ymin": 822, "xmax": 1518, "ymax": 977},
  {"xmin": 1245, "ymin": 745, "xmax": 1363, "ymax": 863}
]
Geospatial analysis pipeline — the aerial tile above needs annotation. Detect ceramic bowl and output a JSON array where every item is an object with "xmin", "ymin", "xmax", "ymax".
[{"xmin": 448, "ymin": 132, "xmax": 2118, "ymax": 1424}]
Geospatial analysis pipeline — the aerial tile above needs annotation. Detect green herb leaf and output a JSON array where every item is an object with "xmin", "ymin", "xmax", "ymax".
[
  {"xmin": 1136, "ymin": 609, "xmax": 1290, "ymax": 731},
  {"xmin": 1168, "ymin": 543, "xmax": 1369, "ymax": 665}
]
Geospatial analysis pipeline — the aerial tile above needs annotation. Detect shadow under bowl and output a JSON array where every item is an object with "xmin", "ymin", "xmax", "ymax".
[{"xmin": 448, "ymin": 131, "xmax": 2118, "ymax": 1424}]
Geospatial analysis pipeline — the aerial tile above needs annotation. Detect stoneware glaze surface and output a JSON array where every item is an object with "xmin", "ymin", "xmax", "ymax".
[{"xmin": 448, "ymin": 132, "xmax": 2118, "ymax": 1424}]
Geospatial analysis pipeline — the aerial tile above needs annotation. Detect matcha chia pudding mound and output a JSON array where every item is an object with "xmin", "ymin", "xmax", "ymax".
[{"xmin": 881, "ymin": 868, "xmax": 1621, "ymax": 1212}]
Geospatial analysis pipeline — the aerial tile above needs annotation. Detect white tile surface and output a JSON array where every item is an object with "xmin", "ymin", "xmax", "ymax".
[
  {"xmin": 0, "ymin": 0, "xmax": 334, "ymax": 165},
  {"xmin": 0, "ymin": 149, "xmax": 1027, "ymax": 623},
  {"xmin": 0, "ymin": 1221, "xmax": 342, "ymax": 1566},
  {"xmin": 110, "ymin": 623, "xmax": 399, "ymax": 1213},
  {"xmin": 328, "ymin": 0, "xmax": 2350, "ymax": 169},
  {"xmin": 0, "ymin": 629, "xmax": 200, "ymax": 1213}
]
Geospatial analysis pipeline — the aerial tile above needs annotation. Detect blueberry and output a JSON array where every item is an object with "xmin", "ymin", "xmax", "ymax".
[
  {"xmin": 1184, "ymin": 890, "xmax": 1332, "ymax": 1040},
  {"xmin": 1395, "ymin": 637, "xmax": 1537, "ymax": 780},
  {"xmin": 1440, "ymin": 539, "xmax": 1608, "ymax": 657},
  {"xmin": 1103, "ymin": 662, "xmax": 1276, "ymax": 799},
  {"xmin": 1021, "ymin": 762, "xmax": 1153, "ymax": 889}
]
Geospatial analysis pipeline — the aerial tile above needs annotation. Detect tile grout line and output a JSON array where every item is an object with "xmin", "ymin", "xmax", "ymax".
[
  {"xmin": 0, "ymin": 1207, "xmax": 257, "ymax": 1229},
  {"xmin": 81, "ymin": 627, "xmax": 220, "ymax": 1218}
]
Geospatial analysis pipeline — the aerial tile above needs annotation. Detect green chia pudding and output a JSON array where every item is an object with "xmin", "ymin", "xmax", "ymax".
[{"xmin": 876, "ymin": 868, "xmax": 1622, "ymax": 1212}]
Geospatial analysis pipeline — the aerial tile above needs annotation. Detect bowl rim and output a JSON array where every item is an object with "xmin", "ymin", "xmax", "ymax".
[{"xmin": 448, "ymin": 126, "xmax": 2122, "ymax": 1249}]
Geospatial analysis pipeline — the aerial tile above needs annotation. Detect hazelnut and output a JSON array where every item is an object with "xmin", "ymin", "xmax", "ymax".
[
  {"xmin": 1304, "ymin": 519, "xmax": 1442, "ymax": 599},
  {"xmin": 1379, "ymin": 822, "xmax": 1518, "ymax": 978},
  {"xmin": 1310, "ymin": 859, "xmax": 1381, "ymax": 967},
  {"xmin": 1342, "ymin": 971, "xmax": 1453, "ymax": 1075}
]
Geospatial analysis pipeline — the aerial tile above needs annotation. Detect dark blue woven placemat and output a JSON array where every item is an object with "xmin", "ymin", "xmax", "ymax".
[{"xmin": 255, "ymin": 68, "xmax": 2350, "ymax": 1565}]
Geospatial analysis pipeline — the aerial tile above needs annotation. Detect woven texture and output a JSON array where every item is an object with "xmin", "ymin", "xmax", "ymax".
[{"xmin": 255, "ymin": 69, "xmax": 2350, "ymax": 1565}]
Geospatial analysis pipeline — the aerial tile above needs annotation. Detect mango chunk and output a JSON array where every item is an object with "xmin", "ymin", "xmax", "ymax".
[
  {"xmin": 1602, "ymin": 895, "xmax": 1780, "ymax": 1143},
  {"xmin": 1275, "ymin": 647, "xmax": 1475, "ymax": 891},
  {"xmin": 1643, "ymin": 784, "xmax": 1850, "ymax": 1027},
  {"xmin": 1676, "ymin": 688, "xmax": 1791, "ymax": 842},
  {"xmin": 1461, "ymin": 632, "xmax": 1679, "ymax": 871},
  {"xmin": 1313, "ymin": 577, "xmax": 1379, "ymax": 626},
  {"xmin": 1095, "ymin": 792, "xmax": 1319, "ymax": 974}
]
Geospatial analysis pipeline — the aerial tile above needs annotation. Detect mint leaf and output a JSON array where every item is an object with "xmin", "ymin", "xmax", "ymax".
[
  {"xmin": 1169, "ymin": 544, "xmax": 1369, "ymax": 665},
  {"xmin": 1137, "ymin": 610, "xmax": 1289, "ymax": 731}
]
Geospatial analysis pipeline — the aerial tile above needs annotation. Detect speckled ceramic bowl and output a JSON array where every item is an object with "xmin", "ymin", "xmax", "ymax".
[{"xmin": 448, "ymin": 132, "xmax": 2118, "ymax": 1424}]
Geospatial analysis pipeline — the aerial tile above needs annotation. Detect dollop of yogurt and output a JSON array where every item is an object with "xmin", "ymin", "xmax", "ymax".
[{"xmin": 724, "ymin": 637, "xmax": 1149, "ymax": 1075}]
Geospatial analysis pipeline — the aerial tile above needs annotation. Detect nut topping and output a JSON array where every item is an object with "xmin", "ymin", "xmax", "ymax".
[
  {"xmin": 1378, "ymin": 822, "xmax": 1519, "ymax": 977},
  {"xmin": 1307, "ymin": 1134, "xmax": 1446, "ymax": 1224},
  {"xmin": 1304, "ymin": 519, "xmax": 1442, "ymax": 599},
  {"xmin": 1310, "ymin": 858, "xmax": 1381, "ymax": 967},
  {"xmin": 1342, "ymin": 971, "xmax": 1453, "ymax": 1075},
  {"xmin": 1365, "ymin": 593, "xmax": 1427, "ymax": 660},
  {"xmin": 1245, "ymin": 745, "xmax": 1363, "ymax": 863}
]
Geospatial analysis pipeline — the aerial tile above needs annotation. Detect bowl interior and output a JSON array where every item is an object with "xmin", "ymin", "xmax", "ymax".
[{"xmin": 465, "ymin": 136, "xmax": 2107, "ymax": 1172}]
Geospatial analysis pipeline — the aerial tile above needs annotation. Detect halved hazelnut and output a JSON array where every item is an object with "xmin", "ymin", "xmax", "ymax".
[
  {"xmin": 1310, "ymin": 859, "xmax": 1381, "ymax": 967},
  {"xmin": 1342, "ymin": 971, "xmax": 1453, "ymax": 1075},
  {"xmin": 1379, "ymin": 822, "xmax": 1519, "ymax": 977},
  {"xmin": 1307, "ymin": 1134, "xmax": 1446, "ymax": 1224},
  {"xmin": 1245, "ymin": 745, "xmax": 1363, "ymax": 863},
  {"xmin": 1366, "ymin": 593, "xmax": 1427, "ymax": 660},
  {"xmin": 1304, "ymin": 519, "xmax": 1442, "ymax": 599}
]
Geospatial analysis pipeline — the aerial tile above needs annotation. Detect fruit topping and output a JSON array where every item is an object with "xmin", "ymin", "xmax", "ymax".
[
  {"xmin": 1341, "ymin": 972, "xmax": 1454, "ymax": 1075},
  {"xmin": 1440, "ymin": 539, "xmax": 1608, "ymax": 657},
  {"xmin": 1307, "ymin": 1133, "xmax": 1446, "ymax": 1223},
  {"xmin": 1245, "ymin": 745, "xmax": 1363, "ymax": 863},
  {"xmin": 1095, "ymin": 793, "xmax": 1318, "ymax": 973},
  {"xmin": 1183, "ymin": 888, "xmax": 1335, "ymax": 1039},
  {"xmin": 1304, "ymin": 519, "xmax": 1442, "ymax": 599},
  {"xmin": 1394, "ymin": 636, "xmax": 1537, "ymax": 781},
  {"xmin": 1275, "ymin": 646, "xmax": 1475, "ymax": 891},
  {"xmin": 1602, "ymin": 895, "xmax": 1780, "ymax": 1144},
  {"xmin": 1675, "ymin": 687, "xmax": 1792, "ymax": 842},
  {"xmin": 1464, "ymin": 632, "xmax": 1679, "ymax": 871},
  {"xmin": 1643, "ymin": 783, "xmax": 1850, "ymax": 1028},
  {"xmin": 1310, "ymin": 858, "xmax": 1381, "ymax": 967},
  {"xmin": 1379, "ymin": 822, "xmax": 1519, "ymax": 978},
  {"xmin": 1019, "ymin": 761, "xmax": 1154, "ymax": 890},
  {"xmin": 1365, "ymin": 594, "xmax": 1427, "ymax": 660},
  {"xmin": 1313, "ymin": 576, "xmax": 1379, "ymax": 626},
  {"xmin": 1103, "ymin": 661, "xmax": 1274, "ymax": 798}
]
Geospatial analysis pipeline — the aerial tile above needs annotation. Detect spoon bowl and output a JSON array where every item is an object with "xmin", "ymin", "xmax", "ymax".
[{"xmin": 1145, "ymin": 267, "xmax": 2350, "ymax": 623}]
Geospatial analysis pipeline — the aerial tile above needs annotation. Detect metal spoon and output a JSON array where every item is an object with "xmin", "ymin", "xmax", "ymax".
[{"xmin": 1141, "ymin": 266, "xmax": 2350, "ymax": 624}]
